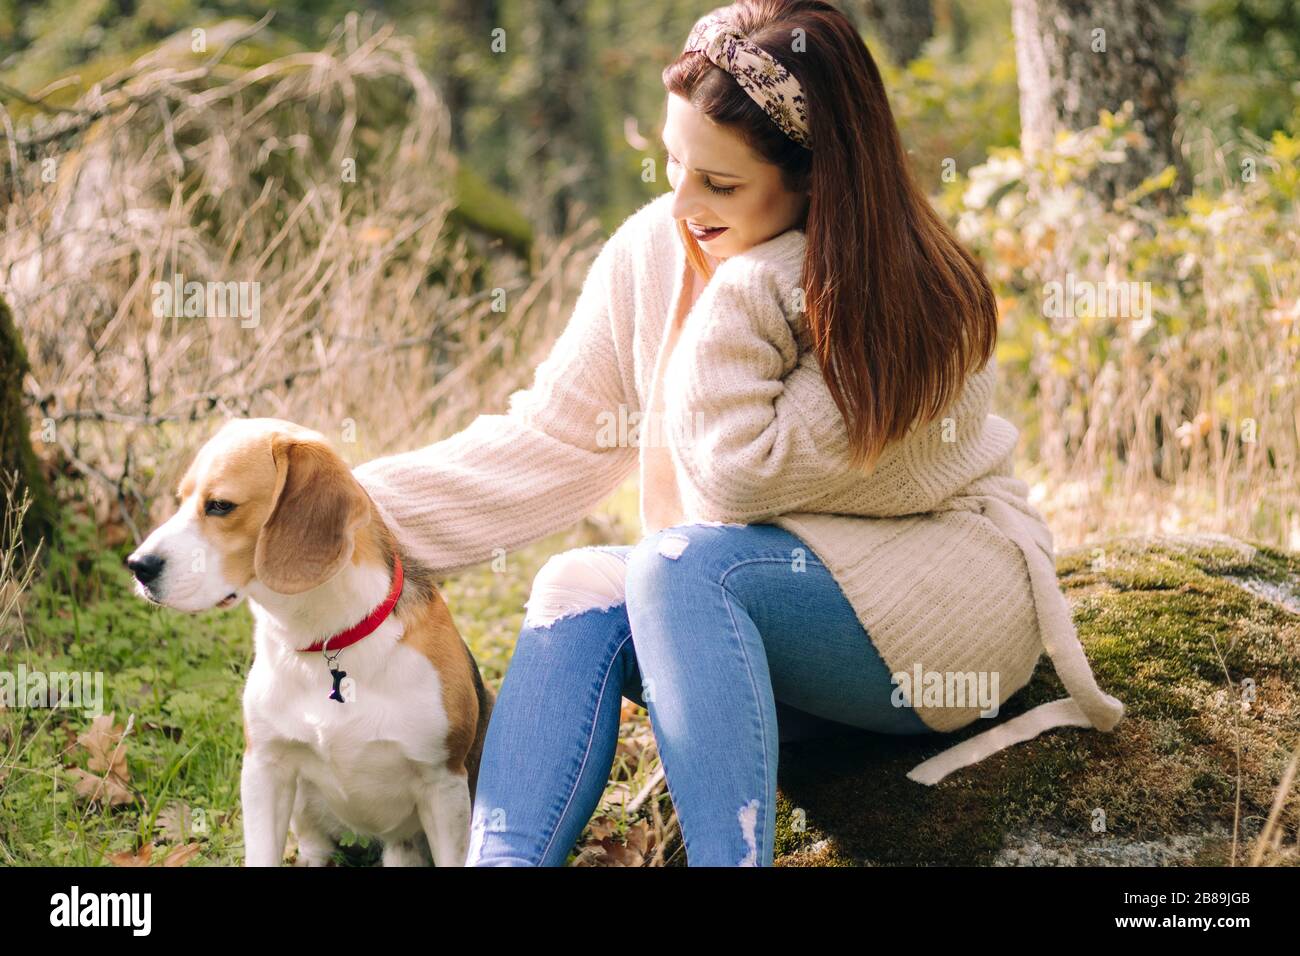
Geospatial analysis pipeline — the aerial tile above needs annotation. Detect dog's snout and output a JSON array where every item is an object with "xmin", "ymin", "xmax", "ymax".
[{"xmin": 126, "ymin": 551, "xmax": 165, "ymax": 585}]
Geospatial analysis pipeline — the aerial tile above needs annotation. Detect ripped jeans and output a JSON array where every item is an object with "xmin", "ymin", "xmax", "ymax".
[{"xmin": 465, "ymin": 521, "xmax": 934, "ymax": 867}]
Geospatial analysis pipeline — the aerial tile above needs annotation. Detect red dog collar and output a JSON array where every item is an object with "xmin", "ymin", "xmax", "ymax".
[{"xmin": 301, "ymin": 554, "xmax": 404, "ymax": 654}]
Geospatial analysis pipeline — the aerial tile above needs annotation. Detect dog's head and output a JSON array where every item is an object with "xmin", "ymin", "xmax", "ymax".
[{"xmin": 126, "ymin": 418, "xmax": 371, "ymax": 612}]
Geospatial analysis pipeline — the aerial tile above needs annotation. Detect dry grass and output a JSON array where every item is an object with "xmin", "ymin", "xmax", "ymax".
[
  {"xmin": 0, "ymin": 13, "xmax": 605, "ymax": 538},
  {"xmin": 947, "ymin": 110, "xmax": 1300, "ymax": 554}
]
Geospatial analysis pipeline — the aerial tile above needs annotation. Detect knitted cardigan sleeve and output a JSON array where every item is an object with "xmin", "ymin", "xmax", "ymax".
[
  {"xmin": 351, "ymin": 237, "xmax": 638, "ymax": 577},
  {"xmin": 661, "ymin": 232, "xmax": 869, "ymax": 524}
]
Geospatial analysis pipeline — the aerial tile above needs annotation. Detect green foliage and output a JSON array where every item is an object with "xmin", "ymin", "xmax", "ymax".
[
  {"xmin": 0, "ymin": 496, "xmax": 251, "ymax": 865},
  {"xmin": 452, "ymin": 163, "xmax": 534, "ymax": 260},
  {"xmin": 874, "ymin": 0, "xmax": 1021, "ymax": 183},
  {"xmin": 1183, "ymin": 0, "xmax": 1300, "ymax": 140},
  {"xmin": 934, "ymin": 104, "xmax": 1299, "ymax": 547},
  {"xmin": 0, "ymin": 472, "xmax": 632, "ymax": 865},
  {"xmin": 5, "ymin": 0, "xmax": 1299, "ymax": 868}
]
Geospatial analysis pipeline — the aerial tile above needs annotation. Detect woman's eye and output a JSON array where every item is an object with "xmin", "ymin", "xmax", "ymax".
[
  {"xmin": 665, "ymin": 154, "xmax": 736, "ymax": 196},
  {"xmin": 205, "ymin": 499, "xmax": 236, "ymax": 516}
]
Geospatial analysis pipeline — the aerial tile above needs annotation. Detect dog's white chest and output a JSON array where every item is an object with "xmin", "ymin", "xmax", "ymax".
[{"xmin": 244, "ymin": 628, "xmax": 453, "ymax": 839}]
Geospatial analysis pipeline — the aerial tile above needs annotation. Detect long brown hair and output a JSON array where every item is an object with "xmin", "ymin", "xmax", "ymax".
[{"xmin": 662, "ymin": 0, "xmax": 998, "ymax": 472}]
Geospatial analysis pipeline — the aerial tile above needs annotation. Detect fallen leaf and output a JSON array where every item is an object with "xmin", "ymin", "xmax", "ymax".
[
  {"xmin": 602, "ymin": 783, "xmax": 632, "ymax": 808},
  {"xmin": 573, "ymin": 816, "xmax": 655, "ymax": 867},
  {"xmin": 70, "ymin": 767, "xmax": 134, "ymax": 807},
  {"xmin": 596, "ymin": 836, "xmax": 643, "ymax": 867},
  {"xmin": 624, "ymin": 820, "xmax": 651, "ymax": 856},
  {"xmin": 163, "ymin": 843, "xmax": 202, "ymax": 867},
  {"xmin": 108, "ymin": 844, "xmax": 153, "ymax": 866},
  {"xmin": 79, "ymin": 713, "xmax": 130, "ymax": 779},
  {"xmin": 156, "ymin": 803, "xmax": 196, "ymax": 843},
  {"xmin": 71, "ymin": 712, "xmax": 134, "ymax": 806}
]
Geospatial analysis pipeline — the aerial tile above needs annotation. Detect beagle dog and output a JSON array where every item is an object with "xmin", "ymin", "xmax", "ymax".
[{"xmin": 125, "ymin": 417, "xmax": 493, "ymax": 866}]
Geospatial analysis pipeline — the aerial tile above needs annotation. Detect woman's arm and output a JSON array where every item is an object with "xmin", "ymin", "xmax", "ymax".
[
  {"xmin": 661, "ymin": 234, "xmax": 865, "ymax": 524},
  {"xmin": 352, "ymin": 236, "xmax": 637, "ymax": 577}
]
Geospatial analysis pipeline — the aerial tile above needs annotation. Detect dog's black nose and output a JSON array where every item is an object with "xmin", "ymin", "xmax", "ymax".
[{"xmin": 126, "ymin": 552, "xmax": 165, "ymax": 585}]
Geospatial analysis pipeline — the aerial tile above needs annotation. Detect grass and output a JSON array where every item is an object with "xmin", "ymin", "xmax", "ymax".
[
  {"xmin": 1, "ymin": 492, "xmax": 251, "ymax": 865},
  {"xmin": 0, "ymin": 472, "xmax": 669, "ymax": 866}
]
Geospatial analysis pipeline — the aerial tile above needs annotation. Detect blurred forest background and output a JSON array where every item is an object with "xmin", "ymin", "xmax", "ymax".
[
  {"xmin": 2, "ymin": 0, "xmax": 1298, "ymax": 550},
  {"xmin": 0, "ymin": 1, "xmax": 1298, "ymax": 865}
]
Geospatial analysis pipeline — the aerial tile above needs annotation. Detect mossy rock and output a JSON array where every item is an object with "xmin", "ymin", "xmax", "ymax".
[
  {"xmin": 450, "ymin": 162, "xmax": 534, "ymax": 262},
  {"xmin": 772, "ymin": 533, "xmax": 1300, "ymax": 867}
]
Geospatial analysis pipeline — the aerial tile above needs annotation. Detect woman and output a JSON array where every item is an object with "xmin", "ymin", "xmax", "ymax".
[{"xmin": 353, "ymin": 0, "xmax": 1124, "ymax": 866}]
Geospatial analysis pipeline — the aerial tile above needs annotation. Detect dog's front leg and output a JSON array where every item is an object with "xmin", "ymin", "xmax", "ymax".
[
  {"xmin": 241, "ymin": 750, "xmax": 297, "ymax": 866},
  {"xmin": 417, "ymin": 772, "xmax": 472, "ymax": 867}
]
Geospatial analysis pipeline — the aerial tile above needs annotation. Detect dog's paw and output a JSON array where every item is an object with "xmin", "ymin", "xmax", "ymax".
[
  {"xmin": 381, "ymin": 839, "xmax": 429, "ymax": 867},
  {"xmin": 289, "ymin": 834, "xmax": 337, "ymax": 867},
  {"xmin": 291, "ymin": 849, "xmax": 336, "ymax": 867}
]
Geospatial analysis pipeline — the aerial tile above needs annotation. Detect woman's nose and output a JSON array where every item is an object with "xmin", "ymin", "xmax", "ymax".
[{"xmin": 669, "ymin": 178, "xmax": 706, "ymax": 223}]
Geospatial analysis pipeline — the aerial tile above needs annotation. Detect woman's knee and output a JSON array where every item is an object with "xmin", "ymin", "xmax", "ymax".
[
  {"xmin": 624, "ymin": 522, "xmax": 809, "ymax": 604},
  {"xmin": 624, "ymin": 523, "xmax": 732, "ymax": 600},
  {"xmin": 520, "ymin": 546, "xmax": 630, "ymax": 631}
]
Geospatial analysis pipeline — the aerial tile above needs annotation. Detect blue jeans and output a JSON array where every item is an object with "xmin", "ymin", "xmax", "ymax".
[{"xmin": 465, "ymin": 522, "xmax": 934, "ymax": 867}]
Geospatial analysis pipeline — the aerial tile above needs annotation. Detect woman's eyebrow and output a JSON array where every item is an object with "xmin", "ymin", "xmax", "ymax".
[{"xmin": 660, "ymin": 134, "xmax": 743, "ymax": 179}]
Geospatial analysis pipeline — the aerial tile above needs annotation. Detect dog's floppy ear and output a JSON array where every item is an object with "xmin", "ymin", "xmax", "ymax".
[{"xmin": 254, "ymin": 434, "xmax": 371, "ymax": 594}]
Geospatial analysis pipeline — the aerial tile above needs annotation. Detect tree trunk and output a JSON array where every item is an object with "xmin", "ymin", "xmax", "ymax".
[
  {"xmin": 857, "ymin": 0, "xmax": 935, "ymax": 66},
  {"xmin": 534, "ymin": 0, "xmax": 604, "ymax": 237},
  {"xmin": 0, "ymin": 295, "xmax": 59, "ymax": 567},
  {"xmin": 1011, "ymin": 0, "xmax": 1186, "ymax": 207},
  {"xmin": 438, "ymin": 0, "xmax": 500, "ymax": 155}
]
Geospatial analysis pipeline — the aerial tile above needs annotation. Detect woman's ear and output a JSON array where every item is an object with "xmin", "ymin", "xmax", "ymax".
[{"xmin": 254, "ymin": 434, "xmax": 371, "ymax": 594}]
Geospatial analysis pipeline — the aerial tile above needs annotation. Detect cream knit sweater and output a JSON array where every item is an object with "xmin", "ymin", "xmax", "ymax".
[{"xmin": 352, "ymin": 191, "xmax": 1125, "ymax": 785}]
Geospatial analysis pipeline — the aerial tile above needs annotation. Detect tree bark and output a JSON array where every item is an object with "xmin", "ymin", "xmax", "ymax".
[
  {"xmin": 0, "ymin": 295, "xmax": 59, "ymax": 566},
  {"xmin": 1011, "ymin": 0, "xmax": 1186, "ymax": 207},
  {"xmin": 437, "ymin": 0, "xmax": 501, "ymax": 155},
  {"xmin": 534, "ymin": 0, "xmax": 605, "ymax": 237},
  {"xmin": 857, "ymin": 0, "xmax": 935, "ymax": 66}
]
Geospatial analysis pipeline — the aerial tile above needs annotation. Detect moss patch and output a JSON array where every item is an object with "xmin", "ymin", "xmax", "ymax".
[{"xmin": 773, "ymin": 534, "xmax": 1300, "ymax": 866}]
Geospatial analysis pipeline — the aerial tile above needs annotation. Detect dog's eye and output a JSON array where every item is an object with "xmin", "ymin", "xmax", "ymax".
[{"xmin": 205, "ymin": 499, "xmax": 236, "ymax": 516}]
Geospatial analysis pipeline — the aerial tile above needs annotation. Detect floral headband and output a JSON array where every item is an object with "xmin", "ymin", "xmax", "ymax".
[{"xmin": 682, "ymin": 9, "xmax": 813, "ymax": 149}]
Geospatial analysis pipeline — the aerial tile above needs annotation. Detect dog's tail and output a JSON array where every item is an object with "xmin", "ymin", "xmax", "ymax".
[{"xmin": 462, "ymin": 638, "xmax": 495, "ymax": 804}]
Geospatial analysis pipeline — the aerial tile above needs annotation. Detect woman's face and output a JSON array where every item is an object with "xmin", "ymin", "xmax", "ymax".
[{"xmin": 662, "ymin": 92, "xmax": 809, "ymax": 260}]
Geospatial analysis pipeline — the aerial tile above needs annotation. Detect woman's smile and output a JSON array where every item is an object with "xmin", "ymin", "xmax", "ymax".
[{"xmin": 687, "ymin": 222, "xmax": 729, "ymax": 241}]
